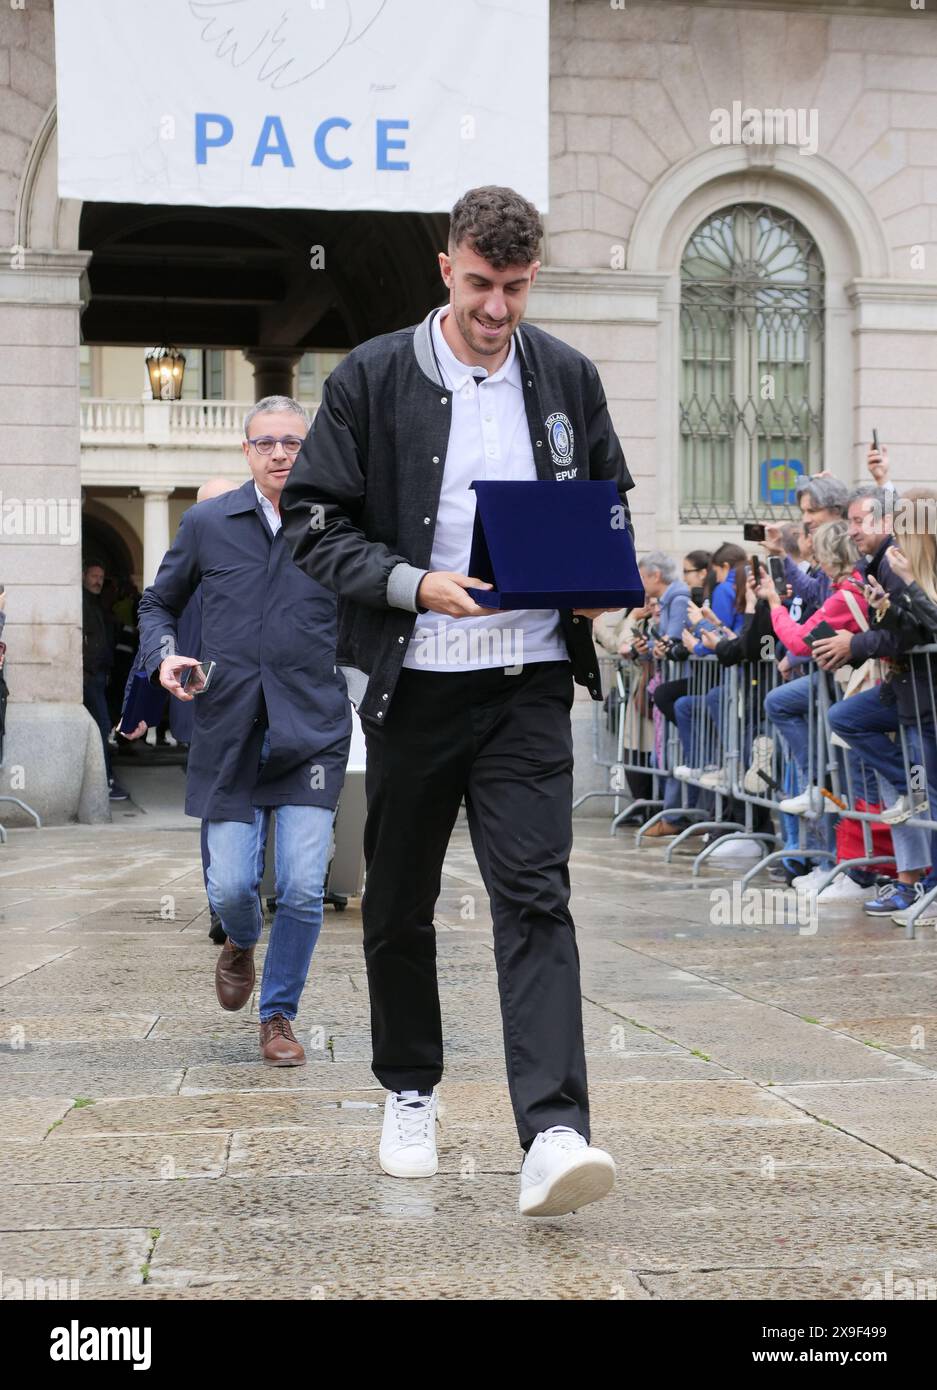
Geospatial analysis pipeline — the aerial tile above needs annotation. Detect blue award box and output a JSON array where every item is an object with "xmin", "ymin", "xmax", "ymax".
[
  {"xmin": 118, "ymin": 668, "xmax": 168, "ymax": 735},
  {"xmin": 463, "ymin": 479, "xmax": 645, "ymax": 610}
]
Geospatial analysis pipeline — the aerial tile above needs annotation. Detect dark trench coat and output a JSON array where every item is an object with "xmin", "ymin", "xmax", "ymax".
[{"xmin": 137, "ymin": 479, "xmax": 350, "ymax": 822}]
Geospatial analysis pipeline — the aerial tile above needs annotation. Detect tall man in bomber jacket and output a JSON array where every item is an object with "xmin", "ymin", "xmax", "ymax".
[{"xmin": 282, "ymin": 186, "xmax": 634, "ymax": 1216}]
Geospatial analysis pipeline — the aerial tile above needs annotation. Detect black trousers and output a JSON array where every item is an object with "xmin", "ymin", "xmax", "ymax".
[{"xmin": 359, "ymin": 660, "xmax": 589, "ymax": 1146}]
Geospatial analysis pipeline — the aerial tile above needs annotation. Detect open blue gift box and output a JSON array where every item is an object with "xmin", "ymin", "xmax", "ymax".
[
  {"xmin": 463, "ymin": 479, "xmax": 645, "ymax": 610},
  {"xmin": 118, "ymin": 668, "xmax": 168, "ymax": 735}
]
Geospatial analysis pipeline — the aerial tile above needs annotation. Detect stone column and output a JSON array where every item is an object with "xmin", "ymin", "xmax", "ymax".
[
  {"xmin": 139, "ymin": 486, "xmax": 175, "ymax": 587},
  {"xmin": 244, "ymin": 349, "xmax": 303, "ymax": 401},
  {"xmin": 0, "ymin": 247, "xmax": 111, "ymax": 825}
]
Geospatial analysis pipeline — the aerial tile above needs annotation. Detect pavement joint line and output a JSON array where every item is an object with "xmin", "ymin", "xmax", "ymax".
[
  {"xmin": 0, "ymin": 945, "xmax": 80, "ymax": 989},
  {"xmin": 770, "ymin": 1089, "xmax": 937, "ymax": 1183},
  {"xmin": 600, "ymin": 937, "xmax": 937, "ymax": 1079}
]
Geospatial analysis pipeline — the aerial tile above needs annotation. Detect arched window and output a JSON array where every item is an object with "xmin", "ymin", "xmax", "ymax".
[{"xmin": 679, "ymin": 204, "xmax": 824, "ymax": 524}]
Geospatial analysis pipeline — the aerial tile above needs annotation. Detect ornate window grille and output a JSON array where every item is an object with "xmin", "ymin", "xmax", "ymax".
[{"xmin": 679, "ymin": 204, "xmax": 824, "ymax": 525}]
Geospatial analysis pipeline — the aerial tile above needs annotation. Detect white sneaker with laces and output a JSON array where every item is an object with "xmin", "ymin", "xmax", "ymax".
[
  {"xmin": 379, "ymin": 1090, "xmax": 438, "ymax": 1178},
  {"xmin": 518, "ymin": 1126, "xmax": 616, "ymax": 1217},
  {"xmin": 778, "ymin": 786, "xmax": 824, "ymax": 817},
  {"xmin": 743, "ymin": 736, "xmax": 775, "ymax": 794},
  {"xmin": 816, "ymin": 874, "xmax": 871, "ymax": 905},
  {"xmin": 881, "ymin": 794, "xmax": 929, "ymax": 825}
]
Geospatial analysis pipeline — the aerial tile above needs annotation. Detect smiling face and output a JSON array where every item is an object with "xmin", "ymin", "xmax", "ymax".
[
  {"xmin": 847, "ymin": 495, "xmax": 891, "ymax": 555},
  {"xmin": 241, "ymin": 410, "xmax": 307, "ymax": 505},
  {"xmin": 437, "ymin": 241, "xmax": 540, "ymax": 369}
]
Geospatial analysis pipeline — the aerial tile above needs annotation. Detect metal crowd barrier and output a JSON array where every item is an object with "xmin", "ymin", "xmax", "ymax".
[
  {"xmin": 589, "ymin": 630, "xmax": 937, "ymax": 940},
  {"xmin": 728, "ymin": 644, "xmax": 937, "ymax": 941}
]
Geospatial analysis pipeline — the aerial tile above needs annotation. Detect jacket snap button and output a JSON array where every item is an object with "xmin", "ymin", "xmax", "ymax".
[
  {"xmin": 432, "ymin": 456, "xmax": 440, "ymax": 464},
  {"xmin": 398, "ymin": 635, "xmax": 404, "ymax": 644},
  {"xmin": 423, "ymin": 517, "xmax": 431, "ymax": 525},
  {"xmin": 536, "ymin": 440, "xmax": 542, "ymax": 447},
  {"xmin": 381, "ymin": 693, "xmax": 389, "ymax": 701},
  {"xmin": 377, "ymin": 711, "xmax": 383, "ymax": 719},
  {"xmin": 440, "ymin": 396, "xmax": 448, "ymax": 404},
  {"xmin": 573, "ymin": 616, "xmax": 580, "ymax": 623}
]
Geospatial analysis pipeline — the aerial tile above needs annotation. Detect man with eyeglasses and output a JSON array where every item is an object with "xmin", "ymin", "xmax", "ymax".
[{"xmin": 136, "ymin": 395, "xmax": 351, "ymax": 1065}]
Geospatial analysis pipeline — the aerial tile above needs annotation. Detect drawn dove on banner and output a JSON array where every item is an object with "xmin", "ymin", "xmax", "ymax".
[{"xmin": 188, "ymin": 0, "xmax": 390, "ymax": 89}]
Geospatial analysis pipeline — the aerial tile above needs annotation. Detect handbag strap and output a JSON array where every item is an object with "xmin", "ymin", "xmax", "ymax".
[{"xmin": 840, "ymin": 585, "xmax": 869, "ymax": 632}]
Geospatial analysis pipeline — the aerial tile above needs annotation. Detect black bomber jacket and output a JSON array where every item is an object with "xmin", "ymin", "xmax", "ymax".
[{"xmin": 281, "ymin": 307, "xmax": 635, "ymax": 723}]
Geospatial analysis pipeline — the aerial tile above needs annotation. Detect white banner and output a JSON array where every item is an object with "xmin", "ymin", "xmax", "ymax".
[{"xmin": 54, "ymin": 0, "xmax": 549, "ymax": 213}]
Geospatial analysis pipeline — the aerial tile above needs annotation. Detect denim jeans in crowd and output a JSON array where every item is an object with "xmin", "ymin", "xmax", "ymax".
[
  {"xmin": 907, "ymin": 724, "xmax": 937, "ymax": 883},
  {"xmin": 826, "ymin": 687, "xmax": 932, "ymax": 873},
  {"xmin": 205, "ymin": 802, "xmax": 334, "ymax": 1021},
  {"xmin": 764, "ymin": 673, "xmax": 819, "ymax": 779}
]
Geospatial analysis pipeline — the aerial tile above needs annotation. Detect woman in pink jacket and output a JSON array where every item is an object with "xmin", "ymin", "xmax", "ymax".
[{"xmin": 756, "ymin": 520, "xmax": 869, "ymax": 654}]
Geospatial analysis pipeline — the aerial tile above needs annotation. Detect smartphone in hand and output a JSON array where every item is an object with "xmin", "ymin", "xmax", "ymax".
[{"xmin": 179, "ymin": 659, "xmax": 216, "ymax": 695}]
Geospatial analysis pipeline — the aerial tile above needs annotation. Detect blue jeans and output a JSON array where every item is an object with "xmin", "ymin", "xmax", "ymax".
[
  {"xmin": 826, "ymin": 687, "xmax": 907, "ymax": 789},
  {"xmin": 764, "ymin": 673, "xmax": 818, "ymax": 779},
  {"xmin": 907, "ymin": 725, "xmax": 937, "ymax": 883},
  {"xmin": 205, "ymin": 802, "xmax": 334, "ymax": 1021}
]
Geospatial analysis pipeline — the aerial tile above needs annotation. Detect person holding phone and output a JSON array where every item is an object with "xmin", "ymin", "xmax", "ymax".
[
  {"xmin": 136, "ymin": 397, "xmax": 351, "ymax": 1067},
  {"xmin": 757, "ymin": 521, "xmax": 867, "ymax": 818}
]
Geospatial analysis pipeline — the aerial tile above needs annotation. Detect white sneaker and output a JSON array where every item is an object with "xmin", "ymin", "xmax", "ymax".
[
  {"xmin": 891, "ymin": 907, "xmax": 937, "ymax": 928},
  {"xmin": 704, "ymin": 836, "xmax": 763, "ymax": 861},
  {"xmin": 816, "ymin": 874, "xmax": 871, "ymax": 905},
  {"xmin": 792, "ymin": 865, "xmax": 829, "ymax": 890},
  {"xmin": 743, "ymin": 736, "xmax": 775, "ymax": 794},
  {"xmin": 379, "ymin": 1091, "xmax": 438, "ymax": 1178},
  {"xmin": 881, "ymin": 794, "xmax": 929, "ymax": 825},
  {"xmin": 673, "ymin": 765, "xmax": 700, "ymax": 781},
  {"xmin": 518, "ymin": 1127, "xmax": 616, "ymax": 1217},
  {"xmin": 778, "ymin": 786, "xmax": 824, "ymax": 817},
  {"xmin": 698, "ymin": 767, "xmax": 729, "ymax": 791}
]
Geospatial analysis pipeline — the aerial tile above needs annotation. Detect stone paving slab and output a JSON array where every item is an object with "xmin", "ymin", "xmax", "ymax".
[
  {"xmin": 0, "ymin": 1230, "xmax": 153, "ymax": 1296},
  {"xmin": 4, "ymin": 819, "xmax": 937, "ymax": 1300},
  {"xmin": 0, "ymin": 1096, "xmax": 74, "ymax": 1141},
  {"xmin": 0, "ymin": 1068, "xmax": 185, "ymax": 1099},
  {"xmin": 777, "ymin": 1080, "xmax": 937, "ymax": 1179},
  {"xmin": 585, "ymin": 993, "xmax": 936, "ymax": 1085},
  {"xmin": 0, "ymin": 1133, "xmax": 228, "ymax": 1183}
]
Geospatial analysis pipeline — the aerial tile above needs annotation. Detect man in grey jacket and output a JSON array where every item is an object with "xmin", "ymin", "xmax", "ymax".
[{"xmin": 282, "ymin": 186, "xmax": 632, "ymax": 1215}]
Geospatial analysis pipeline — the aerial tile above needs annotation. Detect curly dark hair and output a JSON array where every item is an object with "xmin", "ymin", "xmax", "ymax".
[{"xmin": 448, "ymin": 186, "xmax": 543, "ymax": 269}]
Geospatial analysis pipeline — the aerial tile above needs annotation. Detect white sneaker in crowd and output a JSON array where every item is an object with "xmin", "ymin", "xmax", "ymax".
[
  {"xmin": 379, "ymin": 1090, "xmax": 438, "ymax": 1178},
  {"xmin": 518, "ymin": 1127, "xmax": 616, "ymax": 1217},
  {"xmin": 743, "ymin": 736, "xmax": 776, "ymax": 794},
  {"xmin": 673, "ymin": 765, "xmax": 700, "ymax": 781},
  {"xmin": 704, "ymin": 836, "xmax": 764, "ymax": 861},
  {"xmin": 791, "ymin": 865, "xmax": 830, "ymax": 890},
  {"xmin": 891, "ymin": 905, "xmax": 937, "ymax": 929},
  {"xmin": 778, "ymin": 786, "xmax": 824, "ymax": 817},
  {"xmin": 816, "ymin": 874, "xmax": 871, "ymax": 905},
  {"xmin": 698, "ymin": 767, "xmax": 729, "ymax": 791},
  {"xmin": 881, "ymin": 794, "xmax": 929, "ymax": 825}
]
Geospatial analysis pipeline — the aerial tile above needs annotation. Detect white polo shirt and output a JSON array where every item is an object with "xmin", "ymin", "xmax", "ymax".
[{"xmin": 402, "ymin": 307, "xmax": 567, "ymax": 673}]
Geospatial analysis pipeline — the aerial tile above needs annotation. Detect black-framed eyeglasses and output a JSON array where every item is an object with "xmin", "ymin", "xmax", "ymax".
[{"xmin": 247, "ymin": 436, "xmax": 304, "ymax": 456}]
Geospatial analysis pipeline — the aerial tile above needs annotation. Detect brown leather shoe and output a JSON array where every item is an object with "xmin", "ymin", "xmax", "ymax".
[
  {"xmin": 214, "ymin": 939, "xmax": 256, "ymax": 1011},
  {"xmin": 642, "ymin": 819, "xmax": 681, "ymax": 838},
  {"xmin": 260, "ymin": 1015, "xmax": 306, "ymax": 1067}
]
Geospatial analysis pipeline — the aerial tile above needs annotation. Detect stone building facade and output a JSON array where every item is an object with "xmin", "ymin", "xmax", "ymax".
[{"xmin": 1, "ymin": 0, "xmax": 935, "ymax": 821}]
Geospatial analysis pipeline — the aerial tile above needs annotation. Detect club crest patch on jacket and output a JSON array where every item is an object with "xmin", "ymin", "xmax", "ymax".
[{"xmin": 545, "ymin": 411, "xmax": 576, "ymax": 477}]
